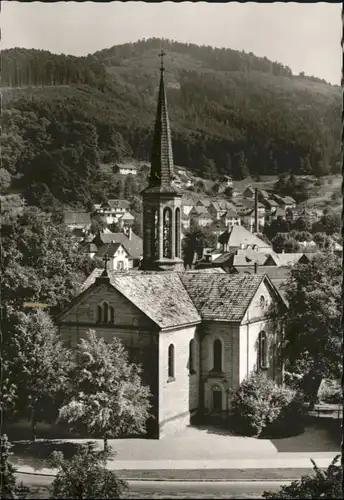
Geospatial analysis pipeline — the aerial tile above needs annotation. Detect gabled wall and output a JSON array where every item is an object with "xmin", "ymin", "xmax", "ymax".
[
  {"xmin": 239, "ymin": 279, "xmax": 283, "ymax": 384},
  {"xmin": 57, "ymin": 282, "xmax": 159, "ymax": 437}
]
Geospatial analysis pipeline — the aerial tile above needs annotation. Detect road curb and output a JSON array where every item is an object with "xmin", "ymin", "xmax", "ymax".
[{"xmin": 17, "ymin": 471, "xmax": 299, "ymax": 483}]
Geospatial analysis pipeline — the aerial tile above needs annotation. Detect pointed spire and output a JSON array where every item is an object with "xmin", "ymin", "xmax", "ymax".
[{"xmin": 149, "ymin": 49, "xmax": 175, "ymax": 189}]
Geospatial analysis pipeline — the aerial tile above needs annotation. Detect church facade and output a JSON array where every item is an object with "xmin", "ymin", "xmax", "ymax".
[{"xmin": 57, "ymin": 54, "xmax": 286, "ymax": 439}]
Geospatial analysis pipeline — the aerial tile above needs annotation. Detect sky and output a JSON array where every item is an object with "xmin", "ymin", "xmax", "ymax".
[{"xmin": 1, "ymin": 1, "xmax": 342, "ymax": 84}]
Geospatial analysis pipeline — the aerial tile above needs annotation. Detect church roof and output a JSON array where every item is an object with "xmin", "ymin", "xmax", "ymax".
[
  {"xmin": 179, "ymin": 273, "xmax": 266, "ymax": 322},
  {"xmin": 80, "ymin": 269, "xmax": 201, "ymax": 329}
]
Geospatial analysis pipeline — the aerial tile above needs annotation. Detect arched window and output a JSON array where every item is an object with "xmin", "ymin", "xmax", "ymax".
[
  {"xmin": 168, "ymin": 344, "xmax": 175, "ymax": 379},
  {"xmin": 260, "ymin": 295, "xmax": 266, "ymax": 309},
  {"xmin": 175, "ymin": 208, "xmax": 181, "ymax": 258},
  {"xmin": 109, "ymin": 306, "xmax": 115, "ymax": 324},
  {"xmin": 96, "ymin": 305, "xmax": 102, "ymax": 323},
  {"xmin": 213, "ymin": 339, "xmax": 222, "ymax": 372},
  {"xmin": 163, "ymin": 208, "xmax": 172, "ymax": 258},
  {"xmin": 189, "ymin": 339, "xmax": 195, "ymax": 374},
  {"xmin": 258, "ymin": 331, "xmax": 268, "ymax": 369},
  {"xmin": 103, "ymin": 302, "xmax": 109, "ymax": 324}
]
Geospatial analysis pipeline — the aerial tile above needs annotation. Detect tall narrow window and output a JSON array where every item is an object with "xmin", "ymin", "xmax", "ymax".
[
  {"xmin": 109, "ymin": 306, "xmax": 115, "ymax": 324},
  {"xmin": 175, "ymin": 208, "xmax": 181, "ymax": 258},
  {"xmin": 189, "ymin": 339, "xmax": 195, "ymax": 374},
  {"xmin": 258, "ymin": 331, "xmax": 268, "ymax": 369},
  {"xmin": 103, "ymin": 302, "xmax": 109, "ymax": 324},
  {"xmin": 150, "ymin": 209, "xmax": 159, "ymax": 259},
  {"xmin": 213, "ymin": 339, "xmax": 222, "ymax": 372},
  {"xmin": 168, "ymin": 344, "xmax": 175, "ymax": 379},
  {"xmin": 163, "ymin": 208, "xmax": 172, "ymax": 258},
  {"xmin": 96, "ymin": 305, "xmax": 102, "ymax": 323}
]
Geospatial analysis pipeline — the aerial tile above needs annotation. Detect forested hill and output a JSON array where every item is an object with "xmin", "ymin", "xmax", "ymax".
[{"xmin": 1, "ymin": 38, "xmax": 341, "ymax": 209}]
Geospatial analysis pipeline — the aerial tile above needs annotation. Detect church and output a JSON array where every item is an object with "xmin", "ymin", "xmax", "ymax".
[{"xmin": 57, "ymin": 53, "xmax": 286, "ymax": 439}]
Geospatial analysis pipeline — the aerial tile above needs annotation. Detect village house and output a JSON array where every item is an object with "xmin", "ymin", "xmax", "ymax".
[
  {"xmin": 243, "ymin": 186, "xmax": 256, "ymax": 199},
  {"xmin": 189, "ymin": 205, "xmax": 213, "ymax": 227},
  {"xmin": 240, "ymin": 209, "xmax": 265, "ymax": 231},
  {"xmin": 94, "ymin": 242, "xmax": 130, "ymax": 271},
  {"xmin": 57, "ymin": 57, "xmax": 286, "ymax": 440},
  {"xmin": 261, "ymin": 198, "xmax": 279, "ymax": 220},
  {"xmin": 117, "ymin": 211, "xmax": 135, "ymax": 229},
  {"xmin": 93, "ymin": 199, "xmax": 131, "ymax": 226},
  {"xmin": 181, "ymin": 213, "xmax": 191, "ymax": 230},
  {"xmin": 196, "ymin": 198, "xmax": 212, "ymax": 209},
  {"xmin": 181, "ymin": 198, "xmax": 195, "ymax": 217},
  {"xmin": 222, "ymin": 175, "xmax": 233, "ymax": 187},
  {"xmin": 115, "ymin": 163, "xmax": 138, "ymax": 175},
  {"xmin": 90, "ymin": 228, "xmax": 143, "ymax": 268},
  {"xmin": 221, "ymin": 208, "xmax": 241, "ymax": 227},
  {"xmin": 272, "ymin": 194, "xmax": 297, "ymax": 211},
  {"xmin": 208, "ymin": 200, "xmax": 235, "ymax": 220}
]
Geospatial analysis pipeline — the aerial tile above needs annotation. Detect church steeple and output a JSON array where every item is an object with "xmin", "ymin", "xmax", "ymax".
[
  {"xmin": 149, "ymin": 49, "xmax": 175, "ymax": 190},
  {"xmin": 141, "ymin": 49, "xmax": 184, "ymax": 272}
]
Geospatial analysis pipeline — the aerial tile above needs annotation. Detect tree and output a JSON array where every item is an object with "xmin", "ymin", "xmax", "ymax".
[
  {"xmin": 123, "ymin": 174, "xmax": 138, "ymax": 199},
  {"xmin": 183, "ymin": 223, "xmax": 217, "ymax": 267},
  {"xmin": 224, "ymin": 186, "xmax": 234, "ymax": 199},
  {"xmin": 264, "ymin": 217, "xmax": 290, "ymax": 240},
  {"xmin": 195, "ymin": 180, "xmax": 205, "ymax": 192},
  {"xmin": 58, "ymin": 330, "xmax": 151, "ymax": 451},
  {"xmin": 0, "ymin": 168, "xmax": 12, "ymax": 194},
  {"xmin": 9, "ymin": 309, "xmax": 73, "ymax": 442},
  {"xmin": 211, "ymin": 182, "xmax": 220, "ymax": 195},
  {"xmin": 313, "ymin": 210, "xmax": 341, "ymax": 236},
  {"xmin": 313, "ymin": 232, "xmax": 331, "ymax": 250},
  {"xmin": 271, "ymin": 253, "xmax": 342, "ymax": 406},
  {"xmin": 50, "ymin": 441, "xmax": 128, "ymax": 499},
  {"xmin": 1, "ymin": 206, "xmax": 89, "ymax": 310},
  {"xmin": 263, "ymin": 455, "xmax": 342, "ymax": 499},
  {"xmin": 232, "ymin": 151, "xmax": 249, "ymax": 180},
  {"xmin": 0, "ymin": 435, "xmax": 30, "ymax": 499},
  {"xmin": 271, "ymin": 233, "xmax": 300, "ymax": 253},
  {"xmin": 292, "ymin": 216, "xmax": 312, "ymax": 233}
]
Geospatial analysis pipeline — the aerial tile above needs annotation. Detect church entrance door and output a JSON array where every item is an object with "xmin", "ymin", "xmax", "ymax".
[{"xmin": 212, "ymin": 389, "xmax": 222, "ymax": 412}]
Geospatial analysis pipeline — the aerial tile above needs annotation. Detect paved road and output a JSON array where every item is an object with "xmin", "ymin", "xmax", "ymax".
[{"xmin": 17, "ymin": 473, "xmax": 288, "ymax": 499}]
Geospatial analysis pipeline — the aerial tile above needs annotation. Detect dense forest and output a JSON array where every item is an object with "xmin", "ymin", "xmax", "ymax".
[{"xmin": 1, "ymin": 38, "xmax": 341, "ymax": 209}]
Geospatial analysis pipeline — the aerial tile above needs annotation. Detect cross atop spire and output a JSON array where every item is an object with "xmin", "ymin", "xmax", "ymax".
[
  {"xmin": 159, "ymin": 49, "xmax": 165, "ymax": 72},
  {"xmin": 102, "ymin": 253, "xmax": 110, "ymax": 276}
]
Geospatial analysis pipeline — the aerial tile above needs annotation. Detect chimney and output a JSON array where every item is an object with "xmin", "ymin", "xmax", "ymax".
[
  {"xmin": 254, "ymin": 261, "xmax": 258, "ymax": 274},
  {"xmin": 254, "ymin": 188, "xmax": 259, "ymax": 233},
  {"xmin": 128, "ymin": 226, "xmax": 132, "ymax": 240}
]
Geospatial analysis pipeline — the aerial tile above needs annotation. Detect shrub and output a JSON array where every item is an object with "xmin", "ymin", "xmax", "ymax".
[
  {"xmin": 262, "ymin": 455, "xmax": 342, "ymax": 498},
  {"xmin": 0, "ymin": 434, "xmax": 30, "ymax": 499},
  {"xmin": 317, "ymin": 380, "xmax": 342, "ymax": 405},
  {"xmin": 50, "ymin": 441, "xmax": 128, "ymax": 499},
  {"xmin": 230, "ymin": 372, "xmax": 305, "ymax": 437}
]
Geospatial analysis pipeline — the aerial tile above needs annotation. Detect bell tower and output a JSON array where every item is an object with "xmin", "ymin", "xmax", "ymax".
[{"xmin": 141, "ymin": 50, "xmax": 184, "ymax": 272}]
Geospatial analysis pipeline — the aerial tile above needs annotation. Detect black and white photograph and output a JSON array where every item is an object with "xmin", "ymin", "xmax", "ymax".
[{"xmin": 0, "ymin": 1, "xmax": 342, "ymax": 499}]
